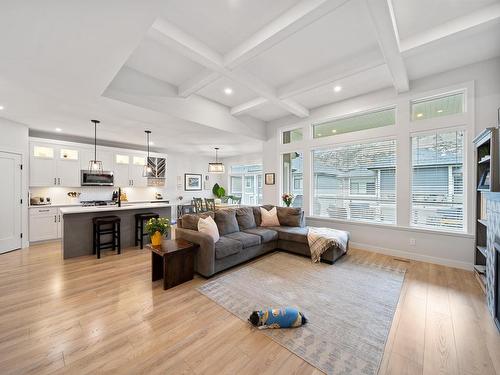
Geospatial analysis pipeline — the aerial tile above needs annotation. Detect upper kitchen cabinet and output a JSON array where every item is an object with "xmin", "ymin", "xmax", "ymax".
[
  {"xmin": 80, "ymin": 147, "xmax": 114, "ymax": 172},
  {"xmin": 113, "ymin": 153, "xmax": 148, "ymax": 187},
  {"xmin": 30, "ymin": 142, "xmax": 80, "ymax": 187}
]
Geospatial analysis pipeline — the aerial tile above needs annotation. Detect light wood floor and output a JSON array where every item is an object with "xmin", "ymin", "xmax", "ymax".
[{"xmin": 0, "ymin": 242, "xmax": 499, "ymax": 375}]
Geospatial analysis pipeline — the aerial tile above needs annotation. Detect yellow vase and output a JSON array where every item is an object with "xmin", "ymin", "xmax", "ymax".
[{"xmin": 150, "ymin": 231, "xmax": 163, "ymax": 246}]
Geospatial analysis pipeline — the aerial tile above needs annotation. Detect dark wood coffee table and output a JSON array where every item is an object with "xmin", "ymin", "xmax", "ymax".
[{"xmin": 148, "ymin": 239, "xmax": 198, "ymax": 290}]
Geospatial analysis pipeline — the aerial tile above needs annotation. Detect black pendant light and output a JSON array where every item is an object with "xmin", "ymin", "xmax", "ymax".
[
  {"xmin": 143, "ymin": 130, "xmax": 153, "ymax": 177},
  {"xmin": 208, "ymin": 147, "xmax": 225, "ymax": 173},
  {"xmin": 88, "ymin": 120, "xmax": 103, "ymax": 174}
]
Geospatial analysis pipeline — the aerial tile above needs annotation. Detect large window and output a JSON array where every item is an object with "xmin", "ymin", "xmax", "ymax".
[
  {"xmin": 313, "ymin": 108, "xmax": 395, "ymax": 139},
  {"xmin": 312, "ymin": 140, "xmax": 396, "ymax": 224},
  {"xmin": 411, "ymin": 130, "xmax": 464, "ymax": 231},
  {"xmin": 229, "ymin": 164, "xmax": 262, "ymax": 205},
  {"xmin": 282, "ymin": 152, "xmax": 303, "ymax": 207}
]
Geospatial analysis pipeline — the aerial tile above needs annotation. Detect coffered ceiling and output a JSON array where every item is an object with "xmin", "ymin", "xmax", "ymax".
[{"xmin": 0, "ymin": 0, "xmax": 499, "ymax": 155}]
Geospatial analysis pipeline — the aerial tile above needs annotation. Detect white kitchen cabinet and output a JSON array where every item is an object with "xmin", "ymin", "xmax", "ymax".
[
  {"xmin": 29, "ymin": 207, "xmax": 64, "ymax": 242},
  {"xmin": 29, "ymin": 207, "xmax": 59, "ymax": 242},
  {"xmin": 80, "ymin": 147, "xmax": 114, "ymax": 172},
  {"xmin": 113, "ymin": 153, "xmax": 148, "ymax": 187},
  {"xmin": 30, "ymin": 142, "xmax": 81, "ymax": 187}
]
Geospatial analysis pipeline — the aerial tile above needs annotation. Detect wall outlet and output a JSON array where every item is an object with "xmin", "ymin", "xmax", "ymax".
[{"xmin": 409, "ymin": 238, "xmax": 416, "ymax": 246}]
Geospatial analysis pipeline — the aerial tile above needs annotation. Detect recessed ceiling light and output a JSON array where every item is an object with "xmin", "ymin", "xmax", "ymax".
[
  {"xmin": 55, "ymin": 128, "xmax": 62, "ymax": 132},
  {"xmin": 437, "ymin": 109, "xmax": 443, "ymax": 113},
  {"xmin": 331, "ymin": 129, "xmax": 337, "ymax": 133},
  {"xmin": 0, "ymin": 105, "xmax": 4, "ymax": 110},
  {"xmin": 416, "ymin": 113, "xmax": 423, "ymax": 118},
  {"xmin": 149, "ymin": 141, "xmax": 154, "ymax": 146},
  {"xmin": 317, "ymin": 133, "xmax": 322, "ymax": 137},
  {"xmin": 224, "ymin": 87, "xmax": 233, "ymax": 95},
  {"xmin": 333, "ymin": 85, "xmax": 342, "ymax": 93}
]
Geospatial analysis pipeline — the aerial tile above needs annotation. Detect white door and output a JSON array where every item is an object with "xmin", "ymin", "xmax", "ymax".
[
  {"xmin": 29, "ymin": 214, "xmax": 58, "ymax": 242},
  {"xmin": 0, "ymin": 152, "xmax": 22, "ymax": 253}
]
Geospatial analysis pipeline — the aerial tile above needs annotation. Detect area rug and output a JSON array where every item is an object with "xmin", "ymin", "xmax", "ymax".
[{"xmin": 197, "ymin": 252, "xmax": 405, "ymax": 375}]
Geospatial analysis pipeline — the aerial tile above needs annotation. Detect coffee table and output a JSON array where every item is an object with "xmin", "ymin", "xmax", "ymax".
[{"xmin": 148, "ymin": 239, "xmax": 198, "ymax": 290}]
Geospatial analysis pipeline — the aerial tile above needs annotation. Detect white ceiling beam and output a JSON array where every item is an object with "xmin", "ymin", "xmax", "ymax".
[
  {"xmin": 178, "ymin": 69, "xmax": 220, "ymax": 98},
  {"xmin": 230, "ymin": 98, "xmax": 268, "ymax": 116},
  {"xmin": 400, "ymin": 3, "xmax": 500, "ymax": 52},
  {"xmin": 364, "ymin": 0, "xmax": 409, "ymax": 93},
  {"xmin": 150, "ymin": 19, "xmax": 310, "ymax": 118},
  {"xmin": 277, "ymin": 49, "xmax": 385, "ymax": 99},
  {"xmin": 224, "ymin": 0, "xmax": 350, "ymax": 69}
]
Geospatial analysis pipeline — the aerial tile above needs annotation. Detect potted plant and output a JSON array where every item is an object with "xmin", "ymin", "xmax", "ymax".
[
  {"xmin": 145, "ymin": 217, "xmax": 171, "ymax": 246},
  {"xmin": 212, "ymin": 183, "xmax": 226, "ymax": 204},
  {"xmin": 282, "ymin": 192, "xmax": 295, "ymax": 207}
]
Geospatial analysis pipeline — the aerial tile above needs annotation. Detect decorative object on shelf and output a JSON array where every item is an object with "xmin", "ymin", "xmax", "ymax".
[
  {"xmin": 145, "ymin": 217, "xmax": 171, "ymax": 246},
  {"xmin": 265, "ymin": 173, "xmax": 275, "ymax": 185},
  {"xmin": 282, "ymin": 192, "xmax": 295, "ymax": 207},
  {"xmin": 88, "ymin": 120, "xmax": 103, "ymax": 174},
  {"xmin": 142, "ymin": 130, "xmax": 153, "ymax": 177},
  {"xmin": 208, "ymin": 147, "xmax": 225, "ymax": 173},
  {"xmin": 212, "ymin": 183, "xmax": 226, "ymax": 200},
  {"xmin": 184, "ymin": 173, "xmax": 202, "ymax": 191},
  {"xmin": 67, "ymin": 192, "xmax": 81, "ymax": 198}
]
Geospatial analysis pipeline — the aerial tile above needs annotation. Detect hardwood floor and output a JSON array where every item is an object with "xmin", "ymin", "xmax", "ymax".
[{"xmin": 0, "ymin": 241, "xmax": 498, "ymax": 375}]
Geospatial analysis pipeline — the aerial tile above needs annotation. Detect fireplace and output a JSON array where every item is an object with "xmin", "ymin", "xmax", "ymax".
[{"xmin": 495, "ymin": 241, "xmax": 500, "ymax": 331}]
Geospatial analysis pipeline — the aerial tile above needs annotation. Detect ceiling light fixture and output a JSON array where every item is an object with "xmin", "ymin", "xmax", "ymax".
[
  {"xmin": 0, "ymin": 105, "xmax": 4, "ymax": 110},
  {"xmin": 333, "ymin": 85, "xmax": 342, "ymax": 93},
  {"xmin": 437, "ymin": 109, "xmax": 443, "ymax": 113},
  {"xmin": 55, "ymin": 128, "xmax": 62, "ymax": 132},
  {"xmin": 224, "ymin": 87, "xmax": 233, "ymax": 95},
  {"xmin": 331, "ymin": 129, "xmax": 337, "ymax": 133},
  {"xmin": 416, "ymin": 113, "xmax": 423, "ymax": 118},
  {"xmin": 208, "ymin": 147, "xmax": 225, "ymax": 173},
  {"xmin": 88, "ymin": 120, "xmax": 103, "ymax": 174},
  {"xmin": 143, "ymin": 130, "xmax": 153, "ymax": 177}
]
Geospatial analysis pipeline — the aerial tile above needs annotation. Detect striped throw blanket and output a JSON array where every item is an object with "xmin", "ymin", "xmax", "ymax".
[{"xmin": 307, "ymin": 227, "xmax": 349, "ymax": 263}]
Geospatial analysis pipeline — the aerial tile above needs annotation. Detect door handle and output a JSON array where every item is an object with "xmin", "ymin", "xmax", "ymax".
[
  {"xmin": 58, "ymin": 215, "xmax": 61, "ymax": 222},
  {"xmin": 54, "ymin": 215, "xmax": 57, "ymax": 223},
  {"xmin": 54, "ymin": 178, "xmax": 57, "ymax": 185},
  {"xmin": 58, "ymin": 177, "xmax": 61, "ymax": 185}
]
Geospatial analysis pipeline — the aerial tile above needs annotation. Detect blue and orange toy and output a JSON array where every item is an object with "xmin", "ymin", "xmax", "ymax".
[{"xmin": 248, "ymin": 307, "xmax": 307, "ymax": 329}]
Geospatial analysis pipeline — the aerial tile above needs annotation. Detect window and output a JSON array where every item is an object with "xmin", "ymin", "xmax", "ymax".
[
  {"xmin": 229, "ymin": 164, "xmax": 263, "ymax": 205},
  {"xmin": 282, "ymin": 152, "xmax": 303, "ymax": 207},
  {"xmin": 312, "ymin": 140, "xmax": 396, "ymax": 224},
  {"xmin": 115, "ymin": 154, "xmax": 129, "ymax": 164},
  {"xmin": 33, "ymin": 146, "xmax": 54, "ymax": 159},
  {"xmin": 313, "ymin": 108, "xmax": 395, "ymax": 139},
  {"xmin": 411, "ymin": 130, "xmax": 464, "ymax": 231},
  {"xmin": 411, "ymin": 92, "xmax": 464, "ymax": 121},
  {"xmin": 282, "ymin": 128, "xmax": 303, "ymax": 144}
]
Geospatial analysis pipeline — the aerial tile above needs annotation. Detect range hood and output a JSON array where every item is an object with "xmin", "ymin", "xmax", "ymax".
[{"xmin": 147, "ymin": 157, "xmax": 166, "ymax": 186}]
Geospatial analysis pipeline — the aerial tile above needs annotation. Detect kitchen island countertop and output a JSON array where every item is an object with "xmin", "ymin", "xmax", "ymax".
[{"xmin": 59, "ymin": 203, "xmax": 173, "ymax": 215}]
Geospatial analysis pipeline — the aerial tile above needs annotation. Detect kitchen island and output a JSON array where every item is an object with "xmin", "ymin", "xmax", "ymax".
[{"xmin": 60, "ymin": 203, "xmax": 172, "ymax": 259}]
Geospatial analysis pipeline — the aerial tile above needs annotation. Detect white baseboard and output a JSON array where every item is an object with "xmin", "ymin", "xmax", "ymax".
[{"xmin": 350, "ymin": 241, "xmax": 473, "ymax": 271}]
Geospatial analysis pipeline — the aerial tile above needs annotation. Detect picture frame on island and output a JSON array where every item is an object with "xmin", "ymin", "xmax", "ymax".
[{"xmin": 184, "ymin": 173, "xmax": 202, "ymax": 191}]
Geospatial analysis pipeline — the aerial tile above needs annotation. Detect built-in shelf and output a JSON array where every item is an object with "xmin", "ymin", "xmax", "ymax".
[
  {"xmin": 477, "ymin": 245, "xmax": 488, "ymax": 258},
  {"xmin": 478, "ymin": 219, "xmax": 488, "ymax": 227},
  {"xmin": 479, "ymin": 155, "xmax": 491, "ymax": 164}
]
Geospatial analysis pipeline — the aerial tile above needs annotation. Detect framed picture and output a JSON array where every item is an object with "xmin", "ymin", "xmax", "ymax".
[
  {"xmin": 184, "ymin": 173, "xmax": 202, "ymax": 191},
  {"xmin": 265, "ymin": 173, "xmax": 275, "ymax": 185}
]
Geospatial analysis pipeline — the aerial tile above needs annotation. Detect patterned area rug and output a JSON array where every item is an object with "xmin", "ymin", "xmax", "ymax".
[{"xmin": 198, "ymin": 252, "xmax": 405, "ymax": 375}]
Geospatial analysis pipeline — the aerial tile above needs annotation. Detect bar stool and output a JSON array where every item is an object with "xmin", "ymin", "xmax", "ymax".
[
  {"xmin": 135, "ymin": 213, "xmax": 159, "ymax": 249},
  {"xmin": 92, "ymin": 216, "xmax": 121, "ymax": 259}
]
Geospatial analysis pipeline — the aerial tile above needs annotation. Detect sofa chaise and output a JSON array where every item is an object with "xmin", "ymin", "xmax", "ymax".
[{"xmin": 175, "ymin": 205, "xmax": 349, "ymax": 277}]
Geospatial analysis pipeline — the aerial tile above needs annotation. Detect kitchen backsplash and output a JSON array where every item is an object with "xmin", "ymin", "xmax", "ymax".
[{"xmin": 30, "ymin": 186, "xmax": 168, "ymax": 205}]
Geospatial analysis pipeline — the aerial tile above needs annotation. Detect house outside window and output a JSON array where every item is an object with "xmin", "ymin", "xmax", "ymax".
[{"xmin": 229, "ymin": 164, "xmax": 263, "ymax": 205}]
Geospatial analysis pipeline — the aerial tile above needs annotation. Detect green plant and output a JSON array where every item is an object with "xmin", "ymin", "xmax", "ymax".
[
  {"xmin": 145, "ymin": 217, "xmax": 171, "ymax": 235},
  {"xmin": 212, "ymin": 183, "xmax": 226, "ymax": 199}
]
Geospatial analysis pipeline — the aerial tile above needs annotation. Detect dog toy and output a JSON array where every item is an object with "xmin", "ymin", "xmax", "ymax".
[{"xmin": 248, "ymin": 307, "xmax": 307, "ymax": 329}]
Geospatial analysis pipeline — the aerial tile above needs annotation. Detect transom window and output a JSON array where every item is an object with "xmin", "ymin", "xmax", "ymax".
[
  {"xmin": 312, "ymin": 139, "xmax": 396, "ymax": 224},
  {"xmin": 411, "ymin": 92, "xmax": 464, "ymax": 121},
  {"xmin": 313, "ymin": 107, "xmax": 395, "ymax": 139},
  {"xmin": 282, "ymin": 128, "xmax": 303, "ymax": 144}
]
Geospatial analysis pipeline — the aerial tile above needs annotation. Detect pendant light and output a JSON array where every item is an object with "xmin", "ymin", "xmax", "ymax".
[
  {"xmin": 143, "ymin": 130, "xmax": 153, "ymax": 177},
  {"xmin": 88, "ymin": 120, "xmax": 103, "ymax": 174},
  {"xmin": 208, "ymin": 147, "xmax": 225, "ymax": 173}
]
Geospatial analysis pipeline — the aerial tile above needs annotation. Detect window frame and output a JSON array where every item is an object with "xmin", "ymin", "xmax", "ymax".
[{"xmin": 410, "ymin": 90, "xmax": 466, "ymax": 122}]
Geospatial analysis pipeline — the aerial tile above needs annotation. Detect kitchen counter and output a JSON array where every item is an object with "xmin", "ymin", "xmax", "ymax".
[
  {"xmin": 61, "ymin": 203, "xmax": 172, "ymax": 259},
  {"xmin": 59, "ymin": 203, "xmax": 172, "ymax": 215}
]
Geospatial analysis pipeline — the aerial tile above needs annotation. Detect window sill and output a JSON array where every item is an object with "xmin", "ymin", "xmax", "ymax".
[{"xmin": 305, "ymin": 216, "xmax": 474, "ymax": 239}]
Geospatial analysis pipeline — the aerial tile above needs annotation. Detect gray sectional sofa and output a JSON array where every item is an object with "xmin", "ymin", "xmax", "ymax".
[{"xmin": 175, "ymin": 205, "xmax": 348, "ymax": 277}]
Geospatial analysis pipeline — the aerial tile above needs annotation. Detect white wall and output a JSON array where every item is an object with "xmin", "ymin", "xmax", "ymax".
[
  {"xmin": 262, "ymin": 57, "xmax": 500, "ymax": 270},
  {"xmin": 0, "ymin": 117, "xmax": 29, "ymax": 248}
]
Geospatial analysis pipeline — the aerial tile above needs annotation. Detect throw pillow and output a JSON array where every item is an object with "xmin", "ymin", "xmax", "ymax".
[
  {"xmin": 277, "ymin": 207, "xmax": 303, "ymax": 227},
  {"xmin": 181, "ymin": 212, "xmax": 214, "ymax": 231},
  {"xmin": 236, "ymin": 207, "xmax": 256, "ymax": 230},
  {"xmin": 214, "ymin": 209, "xmax": 239, "ymax": 235},
  {"xmin": 260, "ymin": 207, "xmax": 280, "ymax": 227},
  {"xmin": 197, "ymin": 215, "xmax": 220, "ymax": 242}
]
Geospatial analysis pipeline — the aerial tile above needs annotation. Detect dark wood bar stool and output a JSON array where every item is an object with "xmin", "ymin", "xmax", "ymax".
[
  {"xmin": 135, "ymin": 213, "xmax": 159, "ymax": 249},
  {"xmin": 92, "ymin": 216, "xmax": 121, "ymax": 259}
]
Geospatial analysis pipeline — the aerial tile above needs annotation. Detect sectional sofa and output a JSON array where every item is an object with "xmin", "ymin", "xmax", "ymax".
[{"xmin": 175, "ymin": 205, "xmax": 348, "ymax": 277}]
